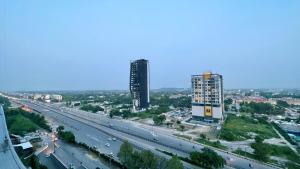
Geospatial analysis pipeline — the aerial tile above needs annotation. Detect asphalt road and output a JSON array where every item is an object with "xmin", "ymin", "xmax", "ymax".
[{"xmin": 18, "ymin": 100, "xmax": 278, "ymax": 169}]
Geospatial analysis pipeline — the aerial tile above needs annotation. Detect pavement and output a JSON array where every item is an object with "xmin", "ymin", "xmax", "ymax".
[{"xmin": 18, "ymin": 100, "xmax": 280, "ymax": 169}]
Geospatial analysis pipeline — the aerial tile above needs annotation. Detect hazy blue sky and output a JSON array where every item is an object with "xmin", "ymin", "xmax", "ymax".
[{"xmin": 1, "ymin": 0, "xmax": 299, "ymax": 91}]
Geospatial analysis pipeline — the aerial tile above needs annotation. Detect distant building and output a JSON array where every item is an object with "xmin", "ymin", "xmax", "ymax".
[
  {"xmin": 130, "ymin": 59, "xmax": 150, "ymax": 111},
  {"xmin": 51, "ymin": 94, "xmax": 63, "ymax": 102},
  {"xmin": 191, "ymin": 72, "xmax": 224, "ymax": 122},
  {"xmin": 33, "ymin": 94, "xmax": 42, "ymax": 100}
]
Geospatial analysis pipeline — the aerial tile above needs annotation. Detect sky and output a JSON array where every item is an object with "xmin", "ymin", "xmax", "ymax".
[{"xmin": 1, "ymin": 0, "xmax": 300, "ymax": 91}]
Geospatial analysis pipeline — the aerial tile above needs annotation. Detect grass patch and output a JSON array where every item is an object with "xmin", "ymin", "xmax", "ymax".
[
  {"xmin": 233, "ymin": 148, "xmax": 256, "ymax": 159},
  {"xmin": 267, "ymin": 144, "xmax": 300, "ymax": 164},
  {"xmin": 5, "ymin": 108, "xmax": 51, "ymax": 134},
  {"xmin": 197, "ymin": 138, "xmax": 227, "ymax": 150},
  {"xmin": 285, "ymin": 162, "xmax": 300, "ymax": 169},
  {"xmin": 173, "ymin": 134, "xmax": 192, "ymax": 140},
  {"xmin": 220, "ymin": 114, "xmax": 278, "ymax": 141},
  {"xmin": 7, "ymin": 114, "xmax": 38, "ymax": 136}
]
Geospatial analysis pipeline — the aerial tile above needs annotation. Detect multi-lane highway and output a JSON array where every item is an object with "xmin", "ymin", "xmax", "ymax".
[{"xmin": 17, "ymin": 99, "xmax": 278, "ymax": 169}]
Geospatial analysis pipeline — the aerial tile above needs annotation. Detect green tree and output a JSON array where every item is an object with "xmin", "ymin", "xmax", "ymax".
[
  {"xmin": 224, "ymin": 98, "xmax": 233, "ymax": 105},
  {"xmin": 139, "ymin": 150, "xmax": 158, "ymax": 169},
  {"xmin": 251, "ymin": 142, "xmax": 270, "ymax": 162},
  {"xmin": 166, "ymin": 156, "xmax": 183, "ymax": 169},
  {"xmin": 190, "ymin": 148, "xmax": 226, "ymax": 169},
  {"xmin": 153, "ymin": 115, "xmax": 166, "ymax": 125},
  {"xmin": 0, "ymin": 96, "xmax": 11, "ymax": 110},
  {"xmin": 61, "ymin": 131, "xmax": 75, "ymax": 143},
  {"xmin": 251, "ymin": 136, "xmax": 270, "ymax": 162},
  {"xmin": 255, "ymin": 135, "xmax": 264, "ymax": 144},
  {"xmin": 276, "ymin": 100, "xmax": 289, "ymax": 108},
  {"xmin": 118, "ymin": 141, "xmax": 134, "ymax": 167},
  {"xmin": 179, "ymin": 125, "xmax": 185, "ymax": 132},
  {"xmin": 56, "ymin": 125, "xmax": 64, "ymax": 133},
  {"xmin": 109, "ymin": 112, "xmax": 114, "ymax": 118}
]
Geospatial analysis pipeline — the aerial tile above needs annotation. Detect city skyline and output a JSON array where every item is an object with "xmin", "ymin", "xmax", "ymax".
[{"xmin": 1, "ymin": 1, "xmax": 300, "ymax": 91}]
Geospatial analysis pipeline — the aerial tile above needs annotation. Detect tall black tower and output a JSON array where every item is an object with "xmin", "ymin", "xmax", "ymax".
[{"xmin": 130, "ymin": 59, "xmax": 150, "ymax": 111}]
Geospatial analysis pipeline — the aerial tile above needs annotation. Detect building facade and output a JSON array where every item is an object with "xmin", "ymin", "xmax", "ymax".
[
  {"xmin": 130, "ymin": 59, "xmax": 150, "ymax": 111},
  {"xmin": 191, "ymin": 72, "xmax": 224, "ymax": 122}
]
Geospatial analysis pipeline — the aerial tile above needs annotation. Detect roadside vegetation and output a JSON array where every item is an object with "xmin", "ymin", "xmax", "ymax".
[
  {"xmin": 190, "ymin": 148, "xmax": 226, "ymax": 169},
  {"xmin": 197, "ymin": 134, "xmax": 227, "ymax": 150},
  {"xmin": 235, "ymin": 135, "xmax": 300, "ymax": 168},
  {"xmin": 80, "ymin": 104, "xmax": 104, "ymax": 113},
  {"xmin": 158, "ymin": 146, "xmax": 226, "ymax": 169},
  {"xmin": 118, "ymin": 141, "xmax": 184, "ymax": 169},
  {"xmin": 153, "ymin": 114, "xmax": 166, "ymax": 125},
  {"xmin": 220, "ymin": 114, "xmax": 278, "ymax": 141},
  {"xmin": 5, "ymin": 108, "xmax": 51, "ymax": 136},
  {"xmin": 110, "ymin": 106, "xmax": 170, "ymax": 119},
  {"xmin": 56, "ymin": 125, "xmax": 76, "ymax": 143}
]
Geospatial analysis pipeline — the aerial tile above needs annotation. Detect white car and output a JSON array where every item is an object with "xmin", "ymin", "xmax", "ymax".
[
  {"xmin": 112, "ymin": 137, "xmax": 116, "ymax": 141},
  {"xmin": 105, "ymin": 143, "xmax": 110, "ymax": 147},
  {"xmin": 108, "ymin": 137, "xmax": 112, "ymax": 141}
]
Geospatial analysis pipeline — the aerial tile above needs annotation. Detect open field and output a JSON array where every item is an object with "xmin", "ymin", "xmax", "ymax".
[{"xmin": 220, "ymin": 114, "xmax": 279, "ymax": 141}]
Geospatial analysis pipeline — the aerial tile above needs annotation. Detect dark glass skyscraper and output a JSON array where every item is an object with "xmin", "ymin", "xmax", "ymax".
[{"xmin": 130, "ymin": 59, "xmax": 150, "ymax": 111}]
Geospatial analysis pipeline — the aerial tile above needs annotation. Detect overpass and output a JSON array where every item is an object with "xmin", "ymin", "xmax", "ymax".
[{"xmin": 0, "ymin": 105, "xmax": 26, "ymax": 169}]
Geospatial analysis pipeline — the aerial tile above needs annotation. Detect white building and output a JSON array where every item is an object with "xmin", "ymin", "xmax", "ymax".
[
  {"xmin": 33, "ymin": 94, "xmax": 42, "ymax": 100},
  {"xmin": 191, "ymin": 72, "xmax": 224, "ymax": 123},
  {"xmin": 51, "ymin": 94, "xmax": 63, "ymax": 102}
]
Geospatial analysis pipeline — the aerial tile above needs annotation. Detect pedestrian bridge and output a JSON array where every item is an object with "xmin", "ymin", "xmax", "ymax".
[{"xmin": 0, "ymin": 105, "xmax": 26, "ymax": 169}]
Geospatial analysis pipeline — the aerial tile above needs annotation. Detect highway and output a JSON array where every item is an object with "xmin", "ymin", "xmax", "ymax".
[{"xmin": 17, "ymin": 100, "xmax": 278, "ymax": 169}]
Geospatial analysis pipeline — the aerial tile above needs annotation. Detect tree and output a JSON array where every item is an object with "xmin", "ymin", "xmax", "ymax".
[
  {"xmin": 56, "ymin": 125, "xmax": 64, "ymax": 133},
  {"xmin": 255, "ymin": 135, "xmax": 264, "ymax": 144},
  {"xmin": 139, "ymin": 150, "xmax": 158, "ymax": 169},
  {"xmin": 118, "ymin": 141, "xmax": 134, "ymax": 167},
  {"xmin": 224, "ymin": 98, "xmax": 233, "ymax": 105},
  {"xmin": 153, "ymin": 115, "xmax": 166, "ymax": 125},
  {"xmin": 251, "ymin": 142, "xmax": 270, "ymax": 162},
  {"xmin": 0, "ymin": 96, "xmax": 11, "ymax": 110},
  {"xmin": 190, "ymin": 148, "xmax": 226, "ymax": 169},
  {"xmin": 166, "ymin": 156, "xmax": 183, "ymax": 169},
  {"xmin": 200, "ymin": 134, "xmax": 206, "ymax": 140},
  {"xmin": 179, "ymin": 125, "xmax": 185, "ymax": 132},
  {"xmin": 109, "ymin": 112, "xmax": 114, "ymax": 118},
  {"xmin": 251, "ymin": 136, "xmax": 270, "ymax": 162},
  {"xmin": 276, "ymin": 100, "xmax": 289, "ymax": 108},
  {"xmin": 61, "ymin": 131, "xmax": 75, "ymax": 143}
]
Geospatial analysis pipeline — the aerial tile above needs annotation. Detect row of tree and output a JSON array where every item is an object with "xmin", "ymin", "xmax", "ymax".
[
  {"xmin": 151, "ymin": 95, "xmax": 191, "ymax": 108},
  {"xmin": 118, "ymin": 141, "xmax": 183, "ymax": 169},
  {"xmin": 119, "ymin": 141, "xmax": 226, "ymax": 169},
  {"xmin": 240, "ymin": 102, "xmax": 285, "ymax": 115},
  {"xmin": 0, "ymin": 96, "xmax": 11, "ymax": 110},
  {"xmin": 80, "ymin": 104, "xmax": 104, "ymax": 113}
]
